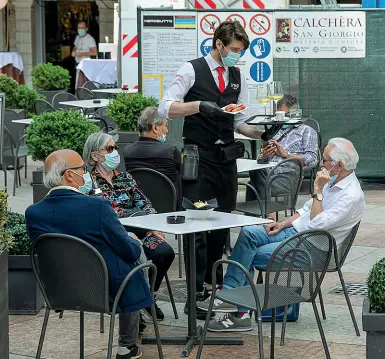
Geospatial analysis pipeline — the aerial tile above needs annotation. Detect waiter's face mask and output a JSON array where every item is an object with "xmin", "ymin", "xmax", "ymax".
[{"xmin": 218, "ymin": 41, "xmax": 241, "ymax": 67}]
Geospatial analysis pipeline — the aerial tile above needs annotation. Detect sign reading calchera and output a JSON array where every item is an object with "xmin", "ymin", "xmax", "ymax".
[{"xmin": 274, "ymin": 12, "xmax": 366, "ymax": 58}]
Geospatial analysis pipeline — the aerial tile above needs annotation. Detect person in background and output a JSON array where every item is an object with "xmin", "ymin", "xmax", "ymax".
[
  {"xmin": 247, "ymin": 95, "xmax": 319, "ymax": 203},
  {"xmin": 124, "ymin": 107, "xmax": 181, "ymax": 206},
  {"xmin": 83, "ymin": 132, "xmax": 175, "ymax": 322},
  {"xmin": 71, "ymin": 21, "xmax": 97, "ymax": 64},
  {"xmin": 158, "ymin": 20, "xmax": 263, "ymax": 319},
  {"xmin": 25, "ymin": 149, "xmax": 148, "ymax": 359},
  {"xmin": 199, "ymin": 138, "xmax": 365, "ymax": 332}
]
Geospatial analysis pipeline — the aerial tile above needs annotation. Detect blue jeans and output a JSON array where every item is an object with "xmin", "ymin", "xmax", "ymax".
[{"xmin": 224, "ymin": 226, "xmax": 298, "ymax": 289}]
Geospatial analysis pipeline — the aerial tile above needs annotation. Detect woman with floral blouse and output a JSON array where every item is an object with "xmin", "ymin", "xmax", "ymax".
[{"xmin": 83, "ymin": 132, "xmax": 175, "ymax": 321}]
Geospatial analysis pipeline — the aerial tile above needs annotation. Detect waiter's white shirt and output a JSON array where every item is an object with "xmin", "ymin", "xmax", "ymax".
[
  {"xmin": 292, "ymin": 171, "xmax": 365, "ymax": 247},
  {"xmin": 158, "ymin": 53, "xmax": 249, "ymax": 131}
]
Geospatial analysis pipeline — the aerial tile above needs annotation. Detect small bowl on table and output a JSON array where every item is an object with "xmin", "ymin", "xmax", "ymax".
[{"xmin": 182, "ymin": 198, "xmax": 218, "ymax": 220}]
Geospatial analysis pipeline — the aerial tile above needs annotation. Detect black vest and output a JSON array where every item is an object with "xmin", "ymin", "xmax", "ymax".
[{"xmin": 183, "ymin": 57, "xmax": 241, "ymax": 148}]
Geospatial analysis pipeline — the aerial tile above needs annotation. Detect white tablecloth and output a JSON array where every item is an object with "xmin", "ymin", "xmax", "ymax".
[
  {"xmin": 0, "ymin": 52, "xmax": 24, "ymax": 72},
  {"xmin": 77, "ymin": 59, "xmax": 117, "ymax": 85}
]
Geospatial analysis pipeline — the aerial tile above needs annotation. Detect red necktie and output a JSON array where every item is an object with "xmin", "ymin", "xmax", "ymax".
[{"xmin": 217, "ymin": 67, "xmax": 225, "ymax": 93}]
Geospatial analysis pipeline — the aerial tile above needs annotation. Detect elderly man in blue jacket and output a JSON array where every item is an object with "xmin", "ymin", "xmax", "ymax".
[{"xmin": 25, "ymin": 149, "xmax": 150, "ymax": 359}]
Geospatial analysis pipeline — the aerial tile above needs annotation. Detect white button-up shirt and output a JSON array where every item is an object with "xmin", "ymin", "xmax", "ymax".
[
  {"xmin": 292, "ymin": 171, "xmax": 365, "ymax": 247},
  {"xmin": 158, "ymin": 53, "xmax": 249, "ymax": 131}
]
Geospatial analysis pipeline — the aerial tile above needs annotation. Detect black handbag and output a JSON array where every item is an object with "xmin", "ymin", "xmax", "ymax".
[{"xmin": 219, "ymin": 141, "xmax": 245, "ymax": 163}]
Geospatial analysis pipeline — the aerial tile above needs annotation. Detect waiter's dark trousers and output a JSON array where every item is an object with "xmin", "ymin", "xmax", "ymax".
[{"xmin": 182, "ymin": 148, "xmax": 237, "ymax": 292}]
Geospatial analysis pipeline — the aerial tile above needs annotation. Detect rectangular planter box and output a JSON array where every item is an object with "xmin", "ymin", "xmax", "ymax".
[
  {"xmin": 362, "ymin": 297, "xmax": 385, "ymax": 359},
  {"xmin": 0, "ymin": 250, "xmax": 9, "ymax": 359},
  {"xmin": 110, "ymin": 130, "xmax": 139, "ymax": 172},
  {"xmin": 8, "ymin": 255, "xmax": 45, "ymax": 315},
  {"xmin": 32, "ymin": 169, "xmax": 49, "ymax": 204}
]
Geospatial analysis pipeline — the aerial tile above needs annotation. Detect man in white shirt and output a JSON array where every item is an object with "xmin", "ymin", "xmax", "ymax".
[
  {"xmin": 71, "ymin": 21, "xmax": 97, "ymax": 64},
  {"xmin": 158, "ymin": 20, "xmax": 263, "ymax": 320},
  {"xmin": 198, "ymin": 137, "xmax": 365, "ymax": 332}
]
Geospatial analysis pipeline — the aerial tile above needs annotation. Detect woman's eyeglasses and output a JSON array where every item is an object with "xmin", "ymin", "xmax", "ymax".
[{"xmin": 102, "ymin": 145, "xmax": 119, "ymax": 154}]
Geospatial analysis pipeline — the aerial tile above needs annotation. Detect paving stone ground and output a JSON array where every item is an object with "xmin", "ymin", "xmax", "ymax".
[{"xmin": 6, "ymin": 158, "xmax": 384, "ymax": 359}]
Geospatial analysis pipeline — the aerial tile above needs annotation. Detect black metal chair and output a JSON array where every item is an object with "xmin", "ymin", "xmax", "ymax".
[
  {"xmin": 197, "ymin": 229, "xmax": 334, "ymax": 359},
  {"xmin": 30, "ymin": 233, "xmax": 163, "ymax": 359},
  {"xmin": 3, "ymin": 125, "xmax": 28, "ymax": 196},
  {"xmin": 83, "ymin": 81, "xmax": 107, "ymax": 99},
  {"xmin": 128, "ymin": 168, "xmax": 180, "ymax": 314},
  {"xmin": 95, "ymin": 107, "xmax": 116, "ymax": 132},
  {"xmin": 237, "ymin": 158, "xmax": 303, "ymax": 219},
  {"xmin": 52, "ymin": 92, "xmax": 78, "ymax": 110},
  {"xmin": 34, "ymin": 99, "xmax": 55, "ymax": 115},
  {"xmin": 86, "ymin": 115, "xmax": 109, "ymax": 133},
  {"xmin": 77, "ymin": 87, "xmax": 96, "ymax": 100}
]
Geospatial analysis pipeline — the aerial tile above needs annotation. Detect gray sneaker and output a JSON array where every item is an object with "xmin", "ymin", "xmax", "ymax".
[
  {"xmin": 197, "ymin": 296, "xmax": 238, "ymax": 312},
  {"xmin": 207, "ymin": 313, "xmax": 252, "ymax": 332}
]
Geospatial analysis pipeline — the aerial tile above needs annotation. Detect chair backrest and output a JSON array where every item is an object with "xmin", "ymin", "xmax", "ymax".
[
  {"xmin": 129, "ymin": 168, "xmax": 177, "ymax": 213},
  {"xmin": 330, "ymin": 221, "xmax": 361, "ymax": 270},
  {"xmin": 87, "ymin": 115, "xmax": 109, "ymax": 133},
  {"xmin": 77, "ymin": 87, "xmax": 96, "ymax": 100},
  {"xmin": 34, "ymin": 99, "xmax": 55, "ymax": 115},
  {"xmin": 83, "ymin": 81, "xmax": 105, "ymax": 90},
  {"xmin": 266, "ymin": 158, "xmax": 303, "ymax": 208},
  {"xmin": 95, "ymin": 107, "xmax": 116, "ymax": 131},
  {"xmin": 263, "ymin": 229, "xmax": 334, "ymax": 310},
  {"xmin": 30, "ymin": 233, "xmax": 110, "ymax": 314},
  {"xmin": 4, "ymin": 110, "xmax": 22, "ymax": 151},
  {"xmin": 52, "ymin": 92, "xmax": 78, "ymax": 110},
  {"xmin": 305, "ymin": 119, "xmax": 322, "ymax": 148}
]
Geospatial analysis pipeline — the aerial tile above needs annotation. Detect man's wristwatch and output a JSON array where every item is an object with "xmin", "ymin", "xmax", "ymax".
[{"xmin": 312, "ymin": 193, "xmax": 323, "ymax": 201}]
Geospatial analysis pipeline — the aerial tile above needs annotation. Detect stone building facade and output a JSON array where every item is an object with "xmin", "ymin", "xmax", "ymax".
[{"xmin": 0, "ymin": 0, "xmax": 115, "ymax": 85}]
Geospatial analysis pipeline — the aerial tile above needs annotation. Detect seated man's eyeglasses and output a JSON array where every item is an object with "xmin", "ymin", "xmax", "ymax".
[{"xmin": 60, "ymin": 165, "xmax": 88, "ymax": 176}]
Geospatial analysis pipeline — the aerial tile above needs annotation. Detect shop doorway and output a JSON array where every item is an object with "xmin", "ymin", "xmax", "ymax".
[{"xmin": 44, "ymin": 1, "xmax": 100, "ymax": 93}]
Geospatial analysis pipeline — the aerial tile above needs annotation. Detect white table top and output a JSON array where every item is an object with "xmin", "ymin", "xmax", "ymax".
[
  {"xmin": 0, "ymin": 52, "xmax": 24, "ymax": 71},
  {"xmin": 234, "ymin": 132, "xmax": 260, "ymax": 141},
  {"xmin": 119, "ymin": 211, "xmax": 271, "ymax": 235},
  {"xmin": 12, "ymin": 118, "xmax": 33, "ymax": 125},
  {"xmin": 92, "ymin": 88, "xmax": 138, "ymax": 94},
  {"xmin": 77, "ymin": 59, "xmax": 117, "ymax": 85},
  {"xmin": 59, "ymin": 99, "xmax": 109, "ymax": 109},
  {"xmin": 248, "ymin": 118, "xmax": 303, "ymax": 125},
  {"xmin": 237, "ymin": 158, "xmax": 276, "ymax": 173}
]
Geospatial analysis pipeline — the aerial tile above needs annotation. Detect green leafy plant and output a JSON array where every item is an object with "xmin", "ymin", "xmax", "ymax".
[
  {"xmin": 26, "ymin": 110, "xmax": 100, "ymax": 162},
  {"xmin": 31, "ymin": 63, "xmax": 71, "ymax": 91},
  {"xmin": 0, "ymin": 189, "xmax": 15, "ymax": 252},
  {"xmin": 0, "ymin": 75, "xmax": 19, "ymax": 108},
  {"xmin": 0, "ymin": 74, "xmax": 43, "ymax": 116},
  {"xmin": 367, "ymin": 258, "xmax": 385, "ymax": 313},
  {"xmin": 107, "ymin": 93, "xmax": 158, "ymax": 132},
  {"xmin": 4, "ymin": 212, "xmax": 28, "ymax": 255}
]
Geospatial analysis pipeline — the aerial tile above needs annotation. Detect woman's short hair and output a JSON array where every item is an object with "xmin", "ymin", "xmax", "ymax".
[
  {"xmin": 328, "ymin": 137, "xmax": 359, "ymax": 170},
  {"xmin": 138, "ymin": 107, "xmax": 166, "ymax": 133},
  {"xmin": 83, "ymin": 132, "xmax": 113, "ymax": 170}
]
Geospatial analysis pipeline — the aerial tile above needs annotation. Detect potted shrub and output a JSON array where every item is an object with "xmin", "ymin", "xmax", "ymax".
[
  {"xmin": 107, "ymin": 92, "xmax": 158, "ymax": 170},
  {"xmin": 26, "ymin": 110, "xmax": 100, "ymax": 203},
  {"xmin": 363, "ymin": 258, "xmax": 385, "ymax": 358},
  {"xmin": 5, "ymin": 212, "xmax": 45, "ymax": 314},
  {"xmin": 31, "ymin": 63, "xmax": 71, "ymax": 103},
  {"xmin": 0, "ymin": 189, "xmax": 10, "ymax": 355}
]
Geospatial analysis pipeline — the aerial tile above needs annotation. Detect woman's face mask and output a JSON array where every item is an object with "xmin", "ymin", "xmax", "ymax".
[{"xmin": 101, "ymin": 149, "xmax": 121, "ymax": 171}]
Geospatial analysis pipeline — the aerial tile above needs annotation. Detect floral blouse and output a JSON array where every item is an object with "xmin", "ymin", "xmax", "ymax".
[{"xmin": 92, "ymin": 169, "xmax": 157, "ymax": 218}]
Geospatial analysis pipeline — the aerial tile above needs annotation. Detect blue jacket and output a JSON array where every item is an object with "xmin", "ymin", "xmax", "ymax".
[{"xmin": 25, "ymin": 188, "xmax": 153, "ymax": 312}]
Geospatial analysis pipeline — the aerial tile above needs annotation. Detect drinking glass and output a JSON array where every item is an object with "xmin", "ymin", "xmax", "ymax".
[{"xmin": 256, "ymin": 84, "xmax": 271, "ymax": 118}]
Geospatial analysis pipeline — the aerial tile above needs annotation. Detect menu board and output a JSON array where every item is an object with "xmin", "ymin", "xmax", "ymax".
[{"xmin": 140, "ymin": 11, "xmax": 198, "ymax": 98}]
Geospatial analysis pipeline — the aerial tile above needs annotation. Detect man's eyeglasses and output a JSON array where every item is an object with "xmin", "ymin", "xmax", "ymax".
[
  {"xmin": 61, "ymin": 165, "xmax": 88, "ymax": 176},
  {"xmin": 322, "ymin": 158, "xmax": 333, "ymax": 163},
  {"xmin": 102, "ymin": 145, "xmax": 119, "ymax": 154}
]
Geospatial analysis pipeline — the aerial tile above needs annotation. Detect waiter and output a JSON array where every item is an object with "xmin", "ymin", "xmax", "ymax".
[{"xmin": 158, "ymin": 20, "xmax": 262, "ymax": 319}]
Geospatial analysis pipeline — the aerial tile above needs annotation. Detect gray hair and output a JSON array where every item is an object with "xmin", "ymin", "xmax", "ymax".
[
  {"xmin": 277, "ymin": 95, "xmax": 298, "ymax": 110},
  {"xmin": 328, "ymin": 137, "xmax": 359, "ymax": 170},
  {"xmin": 138, "ymin": 107, "xmax": 166, "ymax": 134},
  {"xmin": 83, "ymin": 132, "xmax": 113, "ymax": 171},
  {"xmin": 43, "ymin": 157, "xmax": 68, "ymax": 188}
]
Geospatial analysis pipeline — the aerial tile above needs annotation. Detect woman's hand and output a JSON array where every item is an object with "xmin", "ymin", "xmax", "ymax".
[{"xmin": 149, "ymin": 231, "xmax": 165, "ymax": 240}]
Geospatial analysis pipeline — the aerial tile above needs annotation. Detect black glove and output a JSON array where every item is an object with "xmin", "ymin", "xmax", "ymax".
[
  {"xmin": 261, "ymin": 124, "xmax": 281, "ymax": 142},
  {"xmin": 199, "ymin": 101, "xmax": 224, "ymax": 118}
]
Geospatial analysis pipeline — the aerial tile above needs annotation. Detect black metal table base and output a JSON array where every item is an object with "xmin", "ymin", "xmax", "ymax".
[{"xmin": 142, "ymin": 325, "xmax": 244, "ymax": 357}]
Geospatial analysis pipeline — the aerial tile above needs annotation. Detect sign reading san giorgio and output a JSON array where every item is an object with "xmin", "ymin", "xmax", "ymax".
[{"xmin": 274, "ymin": 11, "xmax": 366, "ymax": 58}]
